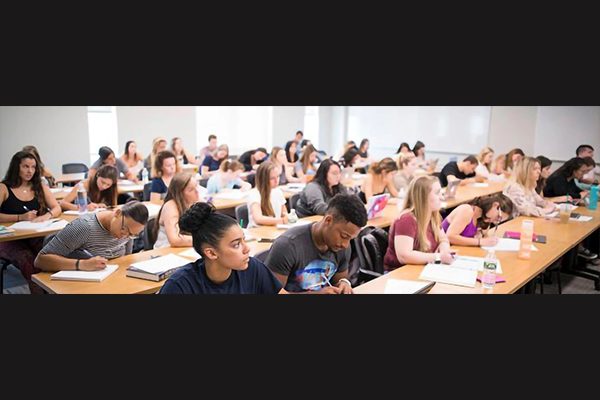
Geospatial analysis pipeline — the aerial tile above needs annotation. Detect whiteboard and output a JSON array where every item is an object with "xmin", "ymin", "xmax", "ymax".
[
  {"xmin": 347, "ymin": 106, "xmax": 491, "ymax": 156},
  {"xmin": 534, "ymin": 106, "xmax": 600, "ymax": 161}
]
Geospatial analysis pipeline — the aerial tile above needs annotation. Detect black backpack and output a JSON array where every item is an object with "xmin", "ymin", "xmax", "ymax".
[{"xmin": 348, "ymin": 226, "xmax": 389, "ymax": 286}]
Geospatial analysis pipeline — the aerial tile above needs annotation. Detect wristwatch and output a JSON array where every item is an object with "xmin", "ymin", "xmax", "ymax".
[{"xmin": 434, "ymin": 253, "xmax": 441, "ymax": 264}]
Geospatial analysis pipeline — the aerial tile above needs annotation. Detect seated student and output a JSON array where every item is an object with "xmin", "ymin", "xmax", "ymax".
[
  {"xmin": 339, "ymin": 147, "xmax": 361, "ymax": 169},
  {"xmin": 544, "ymin": 157, "xmax": 592, "ymax": 204},
  {"xmin": 502, "ymin": 156, "xmax": 557, "ymax": 217},
  {"xmin": 159, "ymin": 202, "xmax": 285, "ymax": 294},
  {"xmin": 396, "ymin": 142, "xmax": 412, "ymax": 155},
  {"xmin": 412, "ymin": 140, "xmax": 437, "ymax": 174},
  {"xmin": 270, "ymin": 146, "xmax": 303, "ymax": 185},
  {"xmin": 505, "ymin": 148, "xmax": 525, "ymax": 177},
  {"xmin": 357, "ymin": 138, "xmax": 370, "ymax": 161},
  {"xmin": 153, "ymin": 172, "xmax": 200, "ymax": 249},
  {"xmin": 492, "ymin": 153, "xmax": 507, "ymax": 176},
  {"xmin": 383, "ymin": 175, "xmax": 453, "ymax": 271},
  {"xmin": 393, "ymin": 152, "xmax": 419, "ymax": 194},
  {"xmin": 144, "ymin": 137, "xmax": 168, "ymax": 177},
  {"xmin": 206, "ymin": 160, "xmax": 251, "ymax": 195},
  {"xmin": 337, "ymin": 140, "xmax": 357, "ymax": 161},
  {"xmin": 298, "ymin": 139, "xmax": 311, "ymax": 158},
  {"xmin": 295, "ymin": 159, "xmax": 348, "ymax": 218},
  {"xmin": 201, "ymin": 144, "xmax": 229, "ymax": 177},
  {"xmin": 359, "ymin": 157, "xmax": 399, "ymax": 203},
  {"xmin": 34, "ymin": 201, "xmax": 148, "ymax": 272},
  {"xmin": 442, "ymin": 194, "xmax": 514, "ymax": 247},
  {"xmin": 576, "ymin": 157, "xmax": 597, "ymax": 191},
  {"xmin": 475, "ymin": 147, "xmax": 495, "ymax": 179},
  {"xmin": 171, "ymin": 136, "xmax": 199, "ymax": 166},
  {"xmin": 120, "ymin": 140, "xmax": 144, "ymax": 178},
  {"xmin": 285, "ymin": 140, "xmax": 299, "ymax": 164},
  {"xmin": 89, "ymin": 146, "xmax": 139, "ymax": 183},
  {"xmin": 295, "ymin": 144, "xmax": 318, "ymax": 181},
  {"xmin": 294, "ymin": 130, "xmax": 304, "ymax": 144},
  {"xmin": 150, "ymin": 150, "xmax": 181, "ymax": 204},
  {"xmin": 246, "ymin": 161, "xmax": 288, "ymax": 228},
  {"xmin": 198, "ymin": 134, "xmax": 218, "ymax": 166},
  {"xmin": 535, "ymin": 155, "xmax": 552, "ymax": 196},
  {"xmin": 238, "ymin": 147, "xmax": 268, "ymax": 172},
  {"xmin": 576, "ymin": 144, "xmax": 599, "ymax": 186},
  {"xmin": 59, "ymin": 165, "xmax": 118, "ymax": 211},
  {"xmin": 0, "ymin": 151, "xmax": 62, "ymax": 293},
  {"xmin": 439, "ymin": 155, "xmax": 480, "ymax": 187},
  {"xmin": 22, "ymin": 145, "xmax": 56, "ymax": 187},
  {"xmin": 265, "ymin": 193, "xmax": 367, "ymax": 294}
]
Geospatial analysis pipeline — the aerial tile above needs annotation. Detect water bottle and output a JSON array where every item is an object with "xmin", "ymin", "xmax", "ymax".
[
  {"xmin": 482, "ymin": 249, "xmax": 498, "ymax": 289},
  {"xmin": 589, "ymin": 185, "xmax": 598, "ymax": 210},
  {"xmin": 288, "ymin": 209, "xmax": 298, "ymax": 224},
  {"xmin": 76, "ymin": 182, "xmax": 87, "ymax": 213},
  {"xmin": 141, "ymin": 168, "xmax": 149, "ymax": 184},
  {"xmin": 518, "ymin": 219, "xmax": 534, "ymax": 260}
]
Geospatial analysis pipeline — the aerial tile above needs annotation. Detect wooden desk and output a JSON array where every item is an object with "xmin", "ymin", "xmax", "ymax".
[
  {"xmin": 444, "ymin": 181, "xmax": 505, "ymax": 209},
  {"xmin": 56, "ymin": 173, "xmax": 86, "ymax": 184},
  {"xmin": 0, "ymin": 214, "xmax": 79, "ymax": 243}
]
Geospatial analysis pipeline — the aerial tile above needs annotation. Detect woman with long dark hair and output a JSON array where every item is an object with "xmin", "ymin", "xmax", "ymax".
[
  {"xmin": 59, "ymin": 165, "xmax": 119, "ymax": 211},
  {"xmin": 295, "ymin": 158, "xmax": 348, "ymax": 218}
]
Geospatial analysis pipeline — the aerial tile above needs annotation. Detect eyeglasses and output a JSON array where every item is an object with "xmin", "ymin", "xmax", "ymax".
[{"xmin": 121, "ymin": 215, "xmax": 139, "ymax": 240}]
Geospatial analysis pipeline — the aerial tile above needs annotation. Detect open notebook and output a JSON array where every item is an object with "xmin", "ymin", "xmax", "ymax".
[
  {"xmin": 51, "ymin": 264, "xmax": 119, "ymax": 282},
  {"xmin": 63, "ymin": 208, "xmax": 107, "ymax": 215},
  {"xmin": 9, "ymin": 219, "xmax": 69, "ymax": 232}
]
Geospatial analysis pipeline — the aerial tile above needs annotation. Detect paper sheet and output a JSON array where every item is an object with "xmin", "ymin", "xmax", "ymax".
[
  {"xmin": 384, "ymin": 279, "xmax": 434, "ymax": 294},
  {"xmin": 449, "ymin": 255, "xmax": 503, "ymax": 274},
  {"xmin": 51, "ymin": 264, "xmax": 118, "ymax": 282},
  {"xmin": 63, "ymin": 208, "xmax": 106, "ymax": 215},
  {"xmin": 129, "ymin": 253, "xmax": 191, "ymax": 274},
  {"xmin": 481, "ymin": 238, "xmax": 538, "ymax": 253},
  {"xmin": 419, "ymin": 264, "xmax": 478, "ymax": 288},
  {"xmin": 470, "ymin": 183, "xmax": 490, "ymax": 188},
  {"xmin": 178, "ymin": 248, "xmax": 202, "ymax": 261},
  {"xmin": 9, "ymin": 219, "xmax": 68, "ymax": 231}
]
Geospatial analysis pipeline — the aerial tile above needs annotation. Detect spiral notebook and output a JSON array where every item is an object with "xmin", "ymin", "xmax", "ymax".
[{"xmin": 51, "ymin": 264, "xmax": 119, "ymax": 282}]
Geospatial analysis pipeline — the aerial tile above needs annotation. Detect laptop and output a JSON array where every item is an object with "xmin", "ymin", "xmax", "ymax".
[
  {"xmin": 444, "ymin": 179, "xmax": 461, "ymax": 199},
  {"xmin": 366, "ymin": 193, "xmax": 390, "ymax": 220}
]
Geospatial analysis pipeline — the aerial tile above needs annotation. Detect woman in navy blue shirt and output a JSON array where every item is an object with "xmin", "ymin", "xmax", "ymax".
[
  {"xmin": 201, "ymin": 144, "xmax": 229, "ymax": 178},
  {"xmin": 160, "ymin": 202, "xmax": 285, "ymax": 294}
]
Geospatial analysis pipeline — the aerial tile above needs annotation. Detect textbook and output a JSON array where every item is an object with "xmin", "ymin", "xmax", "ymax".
[
  {"xmin": 126, "ymin": 253, "xmax": 191, "ymax": 282},
  {"xmin": 51, "ymin": 264, "xmax": 119, "ymax": 282}
]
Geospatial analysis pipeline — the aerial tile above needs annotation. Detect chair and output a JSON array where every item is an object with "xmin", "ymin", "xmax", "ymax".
[
  {"xmin": 235, "ymin": 204, "xmax": 249, "ymax": 228},
  {"xmin": 254, "ymin": 249, "xmax": 271, "ymax": 263},
  {"xmin": 199, "ymin": 178, "xmax": 209, "ymax": 188},
  {"xmin": 142, "ymin": 182, "xmax": 153, "ymax": 202},
  {"xmin": 0, "ymin": 257, "xmax": 14, "ymax": 295},
  {"xmin": 62, "ymin": 163, "xmax": 89, "ymax": 175},
  {"xmin": 532, "ymin": 262, "xmax": 563, "ymax": 294},
  {"xmin": 289, "ymin": 193, "xmax": 300, "ymax": 211},
  {"xmin": 143, "ymin": 218, "xmax": 158, "ymax": 251}
]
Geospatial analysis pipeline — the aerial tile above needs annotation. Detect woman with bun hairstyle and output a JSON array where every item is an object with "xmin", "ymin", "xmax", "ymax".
[{"xmin": 159, "ymin": 202, "xmax": 286, "ymax": 294}]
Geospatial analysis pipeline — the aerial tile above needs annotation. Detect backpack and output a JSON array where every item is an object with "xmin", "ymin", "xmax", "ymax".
[{"xmin": 348, "ymin": 226, "xmax": 389, "ymax": 286}]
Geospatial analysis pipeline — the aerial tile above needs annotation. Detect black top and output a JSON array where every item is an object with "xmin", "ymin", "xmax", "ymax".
[
  {"xmin": 544, "ymin": 173, "xmax": 583, "ymax": 199},
  {"xmin": 0, "ymin": 185, "xmax": 40, "ymax": 215},
  {"xmin": 439, "ymin": 161, "xmax": 475, "ymax": 187},
  {"xmin": 238, "ymin": 150, "xmax": 266, "ymax": 172}
]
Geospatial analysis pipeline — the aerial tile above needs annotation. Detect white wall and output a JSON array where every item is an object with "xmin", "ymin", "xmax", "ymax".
[
  {"xmin": 488, "ymin": 106, "xmax": 538, "ymax": 156},
  {"xmin": 0, "ymin": 106, "xmax": 89, "ymax": 178},
  {"xmin": 272, "ymin": 107, "xmax": 305, "ymax": 149},
  {"xmin": 116, "ymin": 106, "xmax": 197, "ymax": 158}
]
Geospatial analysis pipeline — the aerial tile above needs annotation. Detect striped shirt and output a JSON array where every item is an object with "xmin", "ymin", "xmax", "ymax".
[{"xmin": 39, "ymin": 213, "xmax": 132, "ymax": 259}]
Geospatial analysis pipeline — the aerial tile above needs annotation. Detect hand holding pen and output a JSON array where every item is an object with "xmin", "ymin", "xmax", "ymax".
[
  {"xmin": 79, "ymin": 249, "xmax": 108, "ymax": 271},
  {"xmin": 317, "ymin": 273, "xmax": 342, "ymax": 294},
  {"xmin": 20, "ymin": 205, "xmax": 38, "ymax": 221}
]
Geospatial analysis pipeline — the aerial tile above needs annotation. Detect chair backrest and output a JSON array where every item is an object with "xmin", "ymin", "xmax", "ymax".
[
  {"xmin": 62, "ymin": 163, "xmax": 89, "ymax": 175},
  {"xmin": 198, "ymin": 178, "xmax": 209, "ymax": 188},
  {"xmin": 142, "ymin": 182, "xmax": 153, "ymax": 202},
  {"xmin": 235, "ymin": 204, "xmax": 249, "ymax": 228},
  {"xmin": 289, "ymin": 193, "xmax": 300, "ymax": 211},
  {"xmin": 143, "ymin": 218, "xmax": 158, "ymax": 251},
  {"xmin": 254, "ymin": 249, "xmax": 271, "ymax": 263}
]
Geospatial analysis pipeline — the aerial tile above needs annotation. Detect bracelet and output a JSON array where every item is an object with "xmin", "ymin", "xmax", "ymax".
[
  {"xmin": 75, "ymin": 259, "xmax": 80, "ymax": 271},
  {"xmin": 338, "ymin": 278, "xmax": 352, "ymax": 288}
]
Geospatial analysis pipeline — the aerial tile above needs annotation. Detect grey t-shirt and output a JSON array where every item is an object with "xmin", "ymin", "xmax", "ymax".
[
  {"xmin": 265, "ymin": 223, "xmax": 350, "ymax": 292},
  {"xmin": 295, "ymin": 182, "xmax": 348, "ymax": 218},
  {"xmin": 91, "ymin": 158, "xmax": 129, "ymax": 177}
]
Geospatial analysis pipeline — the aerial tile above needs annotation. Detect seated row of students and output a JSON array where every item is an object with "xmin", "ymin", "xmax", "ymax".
[{"xmin": 90, "ymin": 146, "xmax": 139, "ymax": 183}]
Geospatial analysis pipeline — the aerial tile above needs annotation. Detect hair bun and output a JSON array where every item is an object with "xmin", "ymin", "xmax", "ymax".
[{"xmin": 179, "ymin": 202, "xmax": 215, "ymax": 233}]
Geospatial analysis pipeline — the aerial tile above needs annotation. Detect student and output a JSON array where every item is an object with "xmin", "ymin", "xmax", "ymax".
[
  {"xmin": 159, "ymin": 202, "xmax": 285, "ymax": 294},
  {"xmin": 359, "ymin": 157, "xmax": 399, "ymax": 203},
  {"xmin": 270, "ymin": 146, "xmax": 303, "ymax": 185},
  {"xmin": 295, "ymin": 144, "xmax": 318, "ymax": 181},
  {"xmin": 535, "ymin": 155, "xmax": 552, "ymax": 195},
  {"xmin": 295, "ymin": 159, "xmax": 348, "ymax": 218},
  {"xmin": 89, "ymin": 146, "xmax": 139, "ymax": 183},
  {"xmin": 198, "ymin": 134, "xmax": 218, "ymax": 166},
  {"xmin": 238, "ymin": 147, "xmax": 268, "ymax": 172},
  {"xmin": 0, "ymin": 151, "xmax": 62, "ymax": 293},
  {"xmin": 144, "ymin": 137, "xmax": 168, "ymax": 177},
  {"xmin": 337, "ymin": 141, "xmax": 358, "ymax": 161},
  {"xmin": 171, "ymin": 137, "xmax": 199, "ymax": 166},
  {"xmin": 298, "ymin": 139, "xmax": 312, "ymax": 158},
  {"xmin": 439, "ymin": 155, "xmax": 479, "ymax": 187},
  {"xmin": 201, "ymin": 144, "xmax": 229, "ymax": 177},
  {"xmin": 412, "ymin": 140, "xmax": 437, "ymax": 173},
  {"xmin": 265, "ymin": 193, "xmax": 368, "ymax": 294},
  {"xmin": 22, "ymin": 145, "xmax": 56, "ymax": 187},
  {"xmin": 340, "ymin": 147, "xmax": 361, "ymax": 168},
  {"xmin": 206, "ymin": 160, "xmax": 251, "ymax": 195},
  {"xmin": 285, "ymin": 140, "xmax": 299, "ymax": 164},
  {"xmin": 505, "ymin": 148, "xmax": 525, "ymax": 176},
  {"xmin": 442, "ymin": 194, "xmax": 514, "ymax": 247},
  {"xmin": 502, "ymin": 156, "xmax": 557, "ymax": 217},
  {"xmin": 543, "ymin": 157, "xmax": 592, "ymax": 204},
  {"xmin": 153, "ymin": 172, "xmax": 200, "ymax": 249},
  {"xmin": 34, "ymin": 201, "xmax": 148, "ymax": 272},
  {"xmin": 577, "ymin": 157, "xmax": 598, "ymax": 190},
  {"xmin": 120, "ymin": 140, "xmax": 144, "ymax": 178},
  {"xmin": 393, "ymin": 152, "xmax": 419, "ymax": 194},
  {"xmin": 357, "ymin": 138, "xmax": 370, "ymax": 159},
  {"xmin": 475, "ymin": 147, "xmax": 495, "ymax": 179},
  {"xmin": 59, "ymin": 165, "xmax": 118, "ymax": 211},
  {"xmin": 294, "ymin": 130, "xmax": 304, "ymax": 144},
  {"xmin": 246, "ymin": 161, "xmax": 288, "ymax": 228},
  {"xmin": 396, "ymin": 142, "xmax": 412, "ymax": 155},
  {"xmin": 383, "ymin": 175, "xmax": 453, "ymax": 271},
  {"xmin": 150, "ymin": 150, "xmax": 181, "ymax": 204},
  {"xmin": 576, "ymin": 144, "xmax": 599, "ymax": 185},
  {"xmin": 492, "ymin": 153, "xmax": 507, "ymax": 176}
]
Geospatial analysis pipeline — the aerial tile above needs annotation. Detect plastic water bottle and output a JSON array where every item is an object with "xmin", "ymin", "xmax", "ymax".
[
  {"xmin": 141, "ymin": 168, "xmax": 149, "ymax": 184},
  {"xmin": 589, "ymin": 185, "xmax": 598, "ymax": 210},
  {"xmin": 518, "ymin": 219, "xmax": 534, "ymax": 260},
  {"xmin": 482, "ymin": 249, "xmax": 498, "ymax": 289},
  {"xmin": 76, "ymin": 182, "xmax": 87, "ymax": 213},
  {"xmin": 288, "ymin": 209, "xmax": 298, "ymax": 224}
]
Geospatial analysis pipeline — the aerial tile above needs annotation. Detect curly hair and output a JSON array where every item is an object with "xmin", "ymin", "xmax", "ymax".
[
  {"xmin": 326, "ymin": 193, "xmax": 368, "ymax": 228},
  {"xmin": 179, "ymin": 202, "xmax": 239, "ymax": 257}
]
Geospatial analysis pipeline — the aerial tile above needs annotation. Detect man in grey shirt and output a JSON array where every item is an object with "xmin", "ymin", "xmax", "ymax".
[{"xmin": 265, "ymin": 193, "xmax": 367, "ymax": 294}]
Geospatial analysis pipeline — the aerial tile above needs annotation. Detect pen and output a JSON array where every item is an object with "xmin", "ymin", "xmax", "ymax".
[
  {"xmin": 82, "ymin": 249, "xmax": 94, "ymax": 258},
  {"xmin": 321, "ymin": 273, "xmax": 333, "ymax": 287}
]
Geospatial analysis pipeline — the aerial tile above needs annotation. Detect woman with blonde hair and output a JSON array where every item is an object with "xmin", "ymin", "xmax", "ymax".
[
  {"xmin": 502, "ymin": 156, "xmax": 556, "ymax": 217},
  {"xmin": 393, "ymin": 152, "xmax": 419, "ymax": 194},
  {"xmin": 144, "ymin": 137, "xmax": 168, "ymax": 178},
  {"xmin": 246, "ymin": 161, "xmax": 288, "ymax": 228},
  {"xmin": 295, "ymin": 144, "xmax": 318, "ymax": 181},
  {"xmin": 475, "ymin": 146, "xmax": 495, "ymax": 178},
  {"xmin": 383, "ymin": 175, "xmax": 453, "ymax": 271},
  {"xmin": 359, "ymin": 157, "xmax": 399, "ymax": 203},
  {"xmin": 120, "ymin": 140, "xmax": 144, "ymax": 177},
  {"xmin": 206, "ymin": 159, "xmax": 251, "ymax": 194},
  {"xmin": 201, "ymin": 144, "xmax": 230, "ymax": 177},
  {"xmin": 153, "ymin": 172, "xmax": 201, "ymax": 249},
  {"xmin": 171, "ymin": 137, "xmax": 199, "ymax": 166}
]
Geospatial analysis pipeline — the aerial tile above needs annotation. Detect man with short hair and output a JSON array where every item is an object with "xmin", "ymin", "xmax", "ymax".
[
  {"xmin": 576, "ymin": 144, "xmax": 599, "ymax": 186},
  {"xmin": 265, "ymin": 193, "xmax": 368, "ymax": 294},
  {"xmin": 439, "ymin": 155, "xmax": 481, "ymax": 187},
  {"xmin": 198, "ymin": 134, "xmax": 218, "ymax": 166}
]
